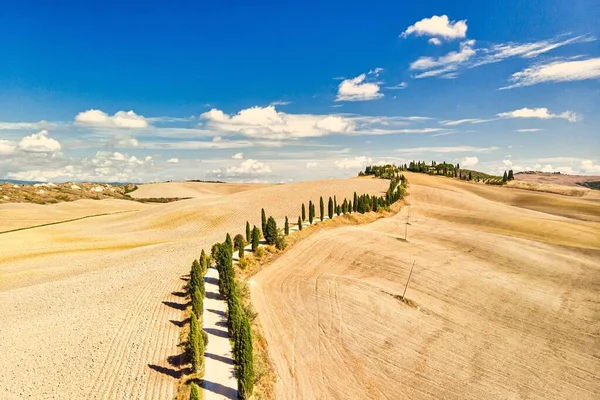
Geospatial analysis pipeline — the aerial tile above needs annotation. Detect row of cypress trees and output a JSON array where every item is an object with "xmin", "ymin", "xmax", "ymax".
[
  {"xmin": 187, "ymin": 251, "xmax": 209, "ymax": 381},
  {"xmin": 213, "ymin": 236, "xmax": 254, "ymax": 399}
]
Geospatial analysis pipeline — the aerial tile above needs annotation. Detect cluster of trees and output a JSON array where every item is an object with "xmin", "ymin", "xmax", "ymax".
[
  {"xmin": 213, "ymin": 237, "xmax": 254, "ymax": 399},
  {"xmin": 187, "ymin": 251, "xmax": 209, "ymax": 375},
  {"xmin": 376, "ymin": 160, "xmax": 508, "ymax": 185},
  {"xmin": 502, "ymin": 170, "xmax": 515, "ymax": 182},
  {"xmin": 359, "ymin": 164, "xmax": 403, "ymax": 179}
]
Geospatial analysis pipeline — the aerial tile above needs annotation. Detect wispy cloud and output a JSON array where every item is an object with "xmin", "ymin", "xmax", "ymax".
[
  {"xmin": 385, "ymin": 82, "xmax": 408, "ymax": 90},
  {"xmin": 515, "ymin": 128, "xmax": 542, "ymax": 132},
  {"xmin": 411, "ymin": 40, "xmax": 476, "ymax": 79},
  {"xmin": 396, "ymin": 146, "xmax": 500, "ymax": 154},
  {"xmin": 500, "ymin": 57, "xmax": 600, "ymax": 89}
]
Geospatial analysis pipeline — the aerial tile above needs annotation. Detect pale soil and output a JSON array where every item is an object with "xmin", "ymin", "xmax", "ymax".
[
  {"xmin": 129, "ymin": 181, "xmax": 272, "ymax": 199},
  {"xmin": 251, "ymin": 172, "xmax": 600, "ymax": 400},
  {"xmin": 514, "ymin": 172, "xmax": 600, "ymax": 187},
  {"xmin": 203, "ymin": 266, "xmax": 238, "ymax": 400},
  {"xmin": 0, "ymin": 198, "xmax": 148, "ymax": 232},
  {"xmin": 0, "ymin": 178, "xmax": 387, "ymax": 399},
  {"xmin": 507, "ymin": 180, "xmax": 591, "ymax": 197},
  {"xmin": 0, "ymin": 182, "xmax": 134, "ymax": 204}
]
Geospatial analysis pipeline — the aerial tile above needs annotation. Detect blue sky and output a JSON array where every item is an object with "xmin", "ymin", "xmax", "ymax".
[{"xmin": 1, "ymin": 0, "xmax": 599, "ymax": 182}]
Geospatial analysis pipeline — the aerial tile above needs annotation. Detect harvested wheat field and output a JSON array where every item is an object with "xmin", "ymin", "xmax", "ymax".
[
  {"xmin": 251, "ymin": 172, "xmax": 600, "ymax": 400},
  {"xmin": 0, "ymin": 178, "xmax": 387, "ymax": 399},
  {"xmin": 129, "ymin": 181, "xmax": 272, "ymax": 199}
]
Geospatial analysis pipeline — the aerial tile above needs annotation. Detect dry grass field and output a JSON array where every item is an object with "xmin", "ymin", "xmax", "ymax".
[
  {"xmin": 0, "ymin": 178, "xmax": 387, "ymax": 399},
  {"xmin": 251, "ymin": 172, "xmax": 600, "ymax": 399}
]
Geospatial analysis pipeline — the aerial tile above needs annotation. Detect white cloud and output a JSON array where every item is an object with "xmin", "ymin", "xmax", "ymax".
[
  {"xmin": 401, "ymin": 15, "xmax": 467, "ymax": 40},
  {"xmin": 167, "ymin": 158, "xmax": 179, "ymax": 163},
  {"xmin": 18, "ymin": 130, "xmax": 62, "ymax": 153},
  {"xmin": 368, "ymin": 67, "xmax": 384, "ymax": 76},
  {"xmin": 306, "ymin": 162, "xmax": 319, "ymax": 168},
  {"xmin": 75, "ymin": 109, "xmax": 149, "ymax": 128},
  {"xmin": 0, "ymin": 140, "xmax": 16, "ymax": 155},
  {"xmin": 428, "ymin": 38, "xmax": 442, "ymax": 46},
  {"xmin": 580, "ymin": 159, "xmax": 600, "ymax": 174},
  {"xmin": 474, "ymin": 35, "xmax": 594, "ymax": 67},
  {"xmin": 459, "ymin": 156, "xmax": 479, "ymax": 167},
  {"xmin": 385, "ymin": 82, "xmax": 408, "ymax": 90},
  {"xmin": 497, "ymin": 107, "xmax": 578, "ymax": 122},
  {"xmin": 0, "ymin": 120, "xmax": 57, "ymax": 131},
  {"xmin": 221, "ymin": 159, "xmax": 272, "ymax": 176},
  {"xmin": 336, "ymin": 73, "xmax": 384, "ymax": 102},
  {"xmin": 411, "ymin": 40, "xmax": 476, "ymax": 78},
  {"xmin": 270, "ymin": 100, "xmax": 291, "ymax": 106},
  {"xmin": 110, "ymin": 152, "xmax": 127, "ymax": 161},
  {"xmin": 232, "ymin": 152, "xmax": 244, "ymax": 160},
  {"xmin": 334, "ymin": 156, "xmax": 373, "ymax": 169},
  {"xmin": 515, "ymin": 128, "xmax": 542, "ymax": 132},
  {"xmin": 500, "ymin": 57, "xmax": 600, "ymax": 89},
  {"xmin": 397, "ymin": 146, "xmax": 499, "ymax": 154},
  {"xmin": 440, "ymin": 118, "xmax": 493, "ymax": 126}
]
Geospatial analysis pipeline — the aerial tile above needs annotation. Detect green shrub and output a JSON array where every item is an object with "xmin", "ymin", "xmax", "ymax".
[
  {"xmin": 255, "ymin": 247, "xmax": 265, "ymax": 259},
  {"xmin": 190, "ymin": 382, "xmax": 201, "ymax": 400},
  {"xmin": 239, "ymin": 257, "xmax": 249, "ymax": 270}
]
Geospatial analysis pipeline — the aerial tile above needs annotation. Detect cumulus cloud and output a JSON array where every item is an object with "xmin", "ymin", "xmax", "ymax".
[
  {"xmin": 500, "ymin": 57, "xmax": 600, "ymax": 89},
  {"xmin": 0, "ymin": 140, "xmax": 16, "ymax": 155},
  {"xmin": 75, "ymin": 109, "xmax": 149, "ymax": 128},
  {"xmin": 208, "ymin": 159, "xmax": 273, "ymax": 179},
  {"xmin": 18, "ymin": 130, "xmax": 62, "ymax": 153},
  {"xmin": 459, "ymin": 156, "xmax": 479, "ymax": 167},
  {"xmin": 497, "ymin": 107, "xmax": 578, "ymax": 122},
  {"xmin": 401, "ymin": 15, "xmax": 467, "ymax": 40},
  {"xmin": 428, "ymin": 38, "xmax": 442, "ymax": 46},
  {"xmin": 167, "ymin": 158, "xmax": 179, "ymax": 163},
  {"xmin": 334, "ymin": 156, "xmax": 373, "ymax": 169},
  {"xmin": 411, "ymin": 40, "xmax": 476, "ymax": 78},
  {"xmin": 232, "ymin": 152, "xmax": 244, "ymax": 160},
  {"xmin": 336, "ymin": 74, "xmax": 383, "ymax": 102}
]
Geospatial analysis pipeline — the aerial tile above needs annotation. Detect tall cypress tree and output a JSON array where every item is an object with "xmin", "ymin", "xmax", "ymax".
[
  {"xmin": 225, "ymin": 233, "xmax": 233, "ymax": 251},
  {"xmin": 234, "ymin": 234, "xmax": 245, "ymax": 259},
  {"xmin": 190, "ymin": 383, "xmax": 201, "ymax": 400},
  {"xmin": 502, "ymin": 171, "xmax": 508, "ymax": 182},
  {"xmin": 188, "ymin": 312, "xmax": 202, "ymax": 373},
  {"xmin": 252, "ymin": 226, "xmax": 260, "ymax": 252},
  {"xmin": 265, "ymin": 216, "xmax": 278, "ymax": 245},
  {"xmin": 192, "ymin": 286, "xmax": 203, "ymax": 318},
  {"xmin": 308, "ymin": 201, "xmax": 314, "ymax": 224},
  {"xmin": 508, "ymin": 169, "xmax": 514, "ymax": 181},
  {"xmin": 284, "ymin": 216, "xmax": 289, "ymax": 235},
  {"xmin": 261, "ymin": 208, "xmax": 267, "ymax": 237},
  {"xmin": 328, "ymin": 197, "xmax": 333, "ymax": 219},
  {"xmin": 353, "ymin": 192, "xmax": 358, "ymax": 212},
  {"xmin": 298, "ymin": 216, "xmax": 303, "ymax": 231},
  {"xmin": 245, "ymin": 221, "xmax": 251, "ymax": 243},
  {"xmin": 334, "ymin": 195, "xmax": 337, "ymax": 211},
  {"xmin": 237, "ymin": 317, "xmax": 255, "ymax": 399},
  {"xmin": 319, "ymin": 197, "xmax": 324, "ymax": 221},
  {"xmin": 301, "ymin": 203, "xmax": 306, "ymax": 221}
]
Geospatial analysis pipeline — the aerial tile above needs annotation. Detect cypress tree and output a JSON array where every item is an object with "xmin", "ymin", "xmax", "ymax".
[
  {"xmin": 192, "ymin": 286, "xmax": 203, "ymax": 318},
  {"xmin": 225, "ymin": 233, "xmax": 233, "ymax": 251},
  {"xmin": 284, "ymin": 216, "xmax": 289, "ymax": 235},
  {"xmin": 265, "ymin": 216, "xmax": 278, "ymax": 245},
  {"xmin": 200, "ymin": 249, "xmax": 208, "ymax": 274},
  {"xmin": 261, "ymin": 208, "xmax": 267, "ymax": 237},
  {"xmin": 469, "ymin": 171, "xmax": 473, "ymax": 181},
  {"xmin": 348, "ymin": 199, "xmax": 352, "ymax": 213},
  {"xmin": 328, "ymin": 197, "xmax": 333, "ymax": 219},
  {"xmin": 252, "ymin": 226, "xmax": 260, "ymax": 252},
  {"xmin": 508, "ymin": 169, "xmax": 514, "ymax": 181},
  {"xmin": 319, "ymin": 197, "xmax": 324, "ymax": 221},
  {"xmin": 502, "ymin": 171, "xmax": 508, "ymax": 182},
  {"xmin": 301, "ymin": 203, "xmax": 306, "ymax": 221},
  {"xmin": 227, "ymin": 289, "xmax": 243, "ymax": 339},
  {"xmin": 308, "ymin": 201, "xmax": 314, "ymax": 224},
  {"xmin": 234, "ymin": 234, "xmax": 245, "ymax": 259},
  {"xmin": 245, "ymin": 221, "xmax": 251, "ymax": 243},
  {"xmin": 298, "ymin": 216, "xmax": 302, "ymax": 231},
  {"xmin": 190, "ymin": 383, "xmax": 201, "ymax": 400},
  {"xmin": 237, "ymin": 317, "xmax": 255, "ymax": 399},
  {"xmin": 188, "ymin": 312, "xmax": 203, "ymax": 373},
  {"xmin": 336, "ymin": 205, "xmax": 341, "ymax": 216},
  {"xmin": 334, "ymin": 195, "xmax": 337, "ymax": 211},
  {"xmin": 353, "ymin": 192, "xmax": 358, "ymax": 212}
]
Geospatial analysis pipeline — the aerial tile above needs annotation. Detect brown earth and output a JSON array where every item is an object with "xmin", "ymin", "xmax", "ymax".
[
  {"xmin": 0, "ymin": 182, "xmax": 136, "ymax": 204},
  {"xmin": 0, "ymin": 178, "xmax": 387, "ymax": 399},
  {"xmin": 514, "ymin": 172, "xmax": 600, "ymax": 187},
  {"xmin": 251, "ymin": 172, "xmax": 600, "ymax": 400}
]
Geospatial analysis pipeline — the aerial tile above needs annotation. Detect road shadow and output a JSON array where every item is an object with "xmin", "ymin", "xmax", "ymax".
[
  {"xmin": 206, "ymin": 291, "xmax": 222, "ymax": 300},
  {"xmin": 206, "ymin": 308, "xmax": 225, "ymax": 317},
  {"xmin": 205, "ymin": 327, "xmax": 229, "ymax": 339},
  {"xmin": 205, "ymin": 352, "xmax": 234, "ymax": 365},
  {"xmin": 163, "ymin": 300, "xmax": 190, "ymax": 310},
  {"xmin": 203, "ymin": 380, "xmax": 237, "ymax": 399},
  {"xmin": 216, "ymin": 320, "xmax": 228, "ymax": 328},
  {"xmin": 204, "ymin": 276, "xmax": 219, "ymax": 285},
  {"xmin": 170, "ymin": 316, "xmax": 190, "ymax": 327},
  {"xmin": 148, "ymin": 364, "xmax": 190, "ymax": 379}
]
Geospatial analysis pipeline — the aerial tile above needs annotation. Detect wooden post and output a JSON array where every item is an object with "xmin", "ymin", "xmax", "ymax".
[{"xmin": 401, "ymin": 260, "xmax": 416, "ymax": 300}]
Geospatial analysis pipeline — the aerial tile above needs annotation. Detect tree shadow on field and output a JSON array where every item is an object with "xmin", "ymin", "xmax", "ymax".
[
  {"xmin": 205, "ymin": 291, "xmax": 222, "ymax": 300},
  {"xmin": 205, "ymin": 327, "xmax": 229, "ymax": 339},
  {"xmin": 162, "ymin": 300, "xmax": 190, "ymax": 310},
  {"xmin": 207, "ymin": 308, "xmax": 225, "ymax": 317},
  {"xmin": 148, "ymin": 363, "xmax": 191, "ymax": 379},
  {"xmin": 171, "ymin": 291, "xmax": 187, "ymax": 298},
  {"xmin": 170, "ymin": 317, "xmax": 190, "ymax": 327},
  {"xmin": 167, "ymin": 352, "xmax": 189, "ymax": 368},
  {"xmin": 203, "ymin": 380, "xmax": 237, "ymax": 399},
  {"xmin": 204, "ymin": 276, "xmax": 219, "ymax": 285}
]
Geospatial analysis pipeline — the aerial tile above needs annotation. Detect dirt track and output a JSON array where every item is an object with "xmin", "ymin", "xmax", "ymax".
[
  {"xmin": 251, "ymin": 172, "xmax": 600, "ymax": 399},
  {"xmin": 0, "ymin": 178, "xmax": 387, "ymax": 399}
]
